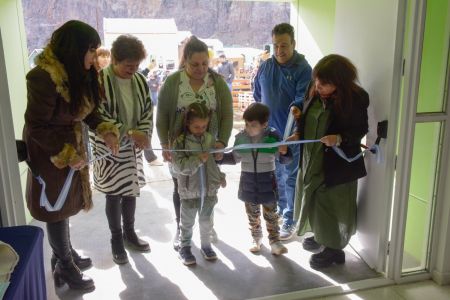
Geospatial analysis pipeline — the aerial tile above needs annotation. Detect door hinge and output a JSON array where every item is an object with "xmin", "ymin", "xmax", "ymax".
[
  {"xmin": 402, "ymin": 58, "xmax": 405, "ymax": 76},
  {"xmin": 394, "ymin": 155, "xmax": 397, "ymax": 170},
  {"xmin": 387, "ymin": 241, "xmax": 390, "ymax": 255}
]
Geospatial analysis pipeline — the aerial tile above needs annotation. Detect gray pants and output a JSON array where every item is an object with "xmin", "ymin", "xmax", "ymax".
[{"xmin": 179, "ymin": 196, "xmax": 217, "ymax": 248}]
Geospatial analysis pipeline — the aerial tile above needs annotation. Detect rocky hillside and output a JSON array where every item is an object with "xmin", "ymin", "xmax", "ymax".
[{"xmin": 22, "ymin": 0, "xmax": 290, "ymax": 54}]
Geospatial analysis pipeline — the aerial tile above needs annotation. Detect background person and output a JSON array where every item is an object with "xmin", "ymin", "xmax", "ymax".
[{"xmin": 217, "ymin": 53, "xmax": 235, "ymax": 91}]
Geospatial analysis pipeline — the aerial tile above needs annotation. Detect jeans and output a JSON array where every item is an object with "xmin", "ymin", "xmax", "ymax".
[
  {"xmin": 179, "ymin": 196, "xmax": 217, "ymax": 248},
  {"xmin": 276, "ymin": 143, "xmax": 300, "ymax": 227}
]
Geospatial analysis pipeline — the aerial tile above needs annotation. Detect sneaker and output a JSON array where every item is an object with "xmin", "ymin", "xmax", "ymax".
[
  {"xmin": 279, "ymin": 224, "xmax": 296, "ymax": 241},
  {"xmin": 249, "ymin": 238, "xmax": 262, "ymax": 253},
  {"xmin": 149, "ymin": 159, "xmax": 164, "ymax": 166},
  {"xmin": 179, "ymin": 246, "xmax": 196, "ymax": 265},
  {"xmin": 200, "ymin": 247, "xmax": 218, "ymax": 261},
  {"xmin": 270, "ymin": 241, "xmax": 288, "ymax": 255}
]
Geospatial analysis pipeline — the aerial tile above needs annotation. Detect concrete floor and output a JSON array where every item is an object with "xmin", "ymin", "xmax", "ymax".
[{"xmin": 32, "ymin": 160, "xmax": 380, "ymax": 300}]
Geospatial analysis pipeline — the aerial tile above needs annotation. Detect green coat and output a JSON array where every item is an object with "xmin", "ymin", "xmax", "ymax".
[
  {"xmin": 156, "ymin": 70, "xmax": 233, "ymax": 147},
  {"xmin": 295, "ymin": 98, "xmax": 357, "ymax": 249}
]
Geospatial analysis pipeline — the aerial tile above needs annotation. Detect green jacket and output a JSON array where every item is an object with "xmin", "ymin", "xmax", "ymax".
[{"xmin": 156, "ymin": 69, "xmax": 233, "ymax": 147}]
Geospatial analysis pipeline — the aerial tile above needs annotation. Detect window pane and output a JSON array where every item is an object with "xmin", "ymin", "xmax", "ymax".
[
  {"xmin": 416, "ymin": 0, "xmax": 450, "ymax": 112},
  {"xmin": 402, "ymin": 122, "xmax": 442, "ymax": 272}
]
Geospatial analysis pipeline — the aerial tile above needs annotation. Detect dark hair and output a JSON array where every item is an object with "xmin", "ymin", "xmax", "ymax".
[
  {"xmin": 50, "ymin": 20, "xmax": 101, "ymax": 113},
  {"xmin": 272, "ymin": 23, "xmax": 295, "ymax": 43},
  {"xmin": 310, "ymin": 54, "xmax": 359, "ymax": 116},
  {"xmin": 111, "ymin": 35, "xmax": 147, "ymax": 63},
  {"xmin": 219, "ymin": 54, "xmax": 226, "ymax": 58},
  {"xmin": 178, "ymin": 102, "xmax": 210, "ymax": 148},
  {"xmin": 243, "ymin": 102, "xmax": 270, "ymax": 124},
  {"xmin": 179, "ymin": 36, "xmax": 209, "ymax": 69}
]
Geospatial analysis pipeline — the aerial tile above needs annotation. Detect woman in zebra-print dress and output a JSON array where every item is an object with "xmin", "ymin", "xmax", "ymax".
[{"xmin": 91, "ymin": 35, "xmax": 153, "ymax": 265}]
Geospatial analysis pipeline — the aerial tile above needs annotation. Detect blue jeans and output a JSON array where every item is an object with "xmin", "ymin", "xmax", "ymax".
[
  {"xmin": 151, "ymin": 91, "xmax": 158, "ymax": 106},
  {"xmin": 179, "ymin": 196, "xmax": 217, "ymax": 248},
  {"xmin": 276, "ymin": 143, "xmax": 300, "ymax": 227}
]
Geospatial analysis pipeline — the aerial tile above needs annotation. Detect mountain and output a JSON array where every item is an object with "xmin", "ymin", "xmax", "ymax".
[{"xmin": 22, "ymin": 0, "xmax": 290, "ymax": 54}]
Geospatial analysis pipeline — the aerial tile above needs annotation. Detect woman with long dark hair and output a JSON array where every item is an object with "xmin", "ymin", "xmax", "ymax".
[
  {"xmin": 24, "ymin": 20, "xmax": 119, "ymax": 290},
  {"xmin": 292, "ymin": 54, "xmax": 369, "ymax": 268}
]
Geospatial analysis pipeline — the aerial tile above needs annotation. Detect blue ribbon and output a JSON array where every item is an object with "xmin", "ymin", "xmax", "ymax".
[{"xmin": 38, "ymin": 139, "xmax": 382, "ymax": 212}]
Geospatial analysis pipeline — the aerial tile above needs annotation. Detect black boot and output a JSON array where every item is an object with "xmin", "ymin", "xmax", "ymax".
[
  {"xmin": 122, "ymin": 196, "xmax": 150, "ymax": 252},
  {"xmin": 53, "ymin": 260, "xmax": 95, "ymax": 290},
  {"xmin": 310, "ymin": 247, "xmax": 345, "ymax": 269},
  {"xmin": 106, "ymin": 195, "xmax": 128, "ymax": 264},
  {"xmin": 111, "ymin": 237, "xmax": 128, "ymax": 264},
  {"xmin": 51, "ymin": 248, "xmax": 92, "ymax": 272},
  {"xmin": 302, "ymin": 236, "xmax": 321, "ymax": 251}
]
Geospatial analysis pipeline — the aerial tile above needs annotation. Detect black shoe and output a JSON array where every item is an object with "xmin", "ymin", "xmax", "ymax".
[
  {"xmin": 111, "ymin": 238, "xmax": 128, "ymax": 265},
  {"xmin": 302, "ymin": 236, "xmax": 321, "ymax": 251},
  {"xmin": 310, "ymin": 247, "xmax": 345, "ymax": 269},
  {"xmin": 179, "ymin": 246, "xmax": 196, "ymax": 265},
  {"xmin": 53, "ymin": 261, "xmax": 95, "ymax": 290},
  {"xmin": 51, "ymin": 249, "xmax": 93, "ymax": 272},
  {"xmin": 173, "ymin": 228, "xmax": 181, "ymax": 252},
  {"xmin": 123, "ymin": 231, "xmax": 150, "ymax": 252}
]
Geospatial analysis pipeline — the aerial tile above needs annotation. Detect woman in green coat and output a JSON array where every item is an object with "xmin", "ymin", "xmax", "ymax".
[{"xmin": 291, "ymin": 54, "xmax": 369, "ymax": 268}]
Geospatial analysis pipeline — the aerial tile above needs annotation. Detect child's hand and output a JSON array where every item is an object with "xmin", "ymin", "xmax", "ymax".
[
  {"xmin": 278, "ymin": 145, "xmax": 288, "ymax": 155},
  {"xmin": 198, "ymin": 152, "xmax": 209, "ymax": 163},
  {"xmin": 220, "ymin": 177, "xmax": 227, "ymax": 188},
  {"xmin": 291, "ymin": 106, "xmax": 302, "ymax": 120}
]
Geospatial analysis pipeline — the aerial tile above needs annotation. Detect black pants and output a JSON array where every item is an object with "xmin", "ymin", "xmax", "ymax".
[
  {"xmin": 105, "ymin": 195, "xmax": 136, "ymax": 240},
  {"xmin": 172, "ymin": 177, "xmax": 181, "ymax": 227},
  {"xmin": 47, "ymin": 219, "xmax": 71, "ymax": 264}
]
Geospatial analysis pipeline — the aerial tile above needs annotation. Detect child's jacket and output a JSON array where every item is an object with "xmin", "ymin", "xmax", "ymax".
[
  {"xmin": 172, "ymin": 132, "xmax": 224, "ymax": 200},
  {"xmin": 222, "ymin": 127, "xmax": 292, "ymax": 204}
]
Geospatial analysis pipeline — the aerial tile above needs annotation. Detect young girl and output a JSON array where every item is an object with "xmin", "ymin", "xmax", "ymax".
[{"xmin": 172, "ymin": 102, "xmax": 225, "ymax": 266}]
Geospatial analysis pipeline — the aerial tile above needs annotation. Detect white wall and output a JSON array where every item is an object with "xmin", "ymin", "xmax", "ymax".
[{"xmin": 0, "ymin": 0, "xmax": 30, "ymax": 225}]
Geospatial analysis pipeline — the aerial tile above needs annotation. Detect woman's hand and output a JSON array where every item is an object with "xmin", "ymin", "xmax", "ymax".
[
  {"xmin": 278, "ymin": 145, "xmax": 288, "ymax": 155},
  {"xmin": 291, "ymin": 106, "xmax": 302, "ymax": 120},
  {"xmin": 320, "ymin": 135, "xmax": 339, "ymax": 147},
  {"xmin": 161, "ymin": 144, "xmax": 172, "ymax": 162},
  {"xmin": 68, "ymin": 157, "xmax": 86, "ymax": 170},
  {"xmin": 286, "ymin": 132, "xmax": 300, "ymax": 142},
  {"xmin": 128, "ymin": 130, "xmax": 150, "ymax": 150},
  {"xmin": 198, "ymin": 152, "xmax": 209, "ymax": 163},
  {"xmin": 103, "ymin": 132, "xmax": 119, "ymax": 155},
  {"xmin": 214, "ymin": 141, "xmax": 225, "ymax": 160}
]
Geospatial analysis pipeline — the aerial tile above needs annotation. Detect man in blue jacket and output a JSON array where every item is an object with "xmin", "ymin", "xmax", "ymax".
[{"xmin": 253, "ymin": 23, "xmax": 312, "ymax": 240}]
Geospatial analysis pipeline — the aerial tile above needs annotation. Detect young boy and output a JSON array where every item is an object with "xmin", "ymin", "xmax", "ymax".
[{"xmin": 221, "ymin": 103, "xmax": 292, "ymax": 254}]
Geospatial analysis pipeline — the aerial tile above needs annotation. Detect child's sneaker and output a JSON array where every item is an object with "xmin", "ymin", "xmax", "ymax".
[
  {"xmin": 200, "ymin": 247, "xmax": 218, "ymax": 260},
  {"xmin": 249, "ymin": 238, "xmax": 262, "ymax": 253},
  {"xmin": 179, "ymin": 246, "xmax": 196, "ymax": 265},
  {"xmin": 271, "ymin": 241, "xmax": 288, "ymax": 255}
]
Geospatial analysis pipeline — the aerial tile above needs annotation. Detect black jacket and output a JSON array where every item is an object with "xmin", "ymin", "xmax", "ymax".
[{"xmin": 296, "ymin": 84, "xmax": 370, "ymax": 186}]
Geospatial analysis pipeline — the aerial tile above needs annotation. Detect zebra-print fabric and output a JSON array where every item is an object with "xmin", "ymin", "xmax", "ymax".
[{"xmin": 92, "ymin": 67, "xmax": 152, "ymax": 196}]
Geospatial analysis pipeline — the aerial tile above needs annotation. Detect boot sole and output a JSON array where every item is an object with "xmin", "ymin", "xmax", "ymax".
[
  {"xmin": 309, "ymin": 255, "xmax": 345, "ymax": 269},
  {"xmin": 124, "ymin": 240, "xmax": 150, "ymax": 252}
]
